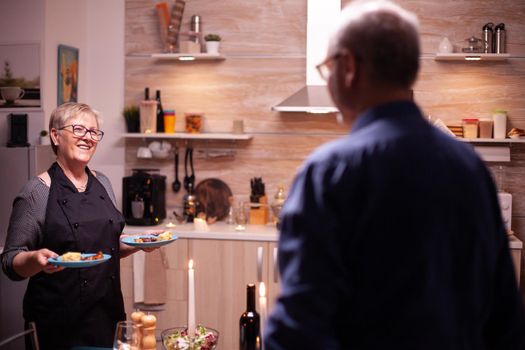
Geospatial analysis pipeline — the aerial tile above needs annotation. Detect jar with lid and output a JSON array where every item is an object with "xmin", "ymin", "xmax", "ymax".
[
  {"xmin": 492, "ymin": 109, "xmax": 507, "ymax": 139},
  {"xmin": 462, "ymin": 118, "xmax": 479, "ymax": 139}
]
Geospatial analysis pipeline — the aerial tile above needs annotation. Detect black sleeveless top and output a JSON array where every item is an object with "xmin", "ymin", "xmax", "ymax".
[{"xmin": 23, "ymin": 162, "xmax": 126, "ymax": 349}]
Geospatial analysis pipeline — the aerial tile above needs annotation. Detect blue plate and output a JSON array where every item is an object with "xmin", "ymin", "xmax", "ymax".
[
  {"xmin": 121, "ymin": 234, "xmax": 178, "ymax": 248},
  {"xmin": 48, "ymin": 253, "xmax": 111, "ymax": 268}
]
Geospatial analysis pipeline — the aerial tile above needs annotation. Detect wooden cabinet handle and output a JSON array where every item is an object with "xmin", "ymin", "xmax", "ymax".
[
  {"xmin": 257, "ymin": 246, "xmax": 264, "ymax": 282},
  {"xmin": 273, "ymin": 246, "xmax": 279, "ymax": 283}
]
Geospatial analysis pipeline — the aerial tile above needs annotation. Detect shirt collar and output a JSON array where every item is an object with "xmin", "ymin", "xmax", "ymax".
[{"xmin": 351, "ymin": 101, "xmax": 422, "ymax": 133}]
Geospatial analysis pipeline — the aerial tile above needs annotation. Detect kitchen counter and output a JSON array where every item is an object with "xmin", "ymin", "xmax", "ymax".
[
  {"xmin": 123, "ymin": 221, "xmax": 523, "ymax": 248},
  {"xmin": 124, "ymin": 221, "xmax": 279, "ymax": 242}
]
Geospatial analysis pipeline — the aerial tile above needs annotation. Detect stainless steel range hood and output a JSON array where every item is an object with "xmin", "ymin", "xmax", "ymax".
[
  {"xmin": 272, "ymin": 86, "xmax": 337, "ymax": 113},
  {"xmin": 272, "ymin": 0, "xmax": 341, "ymax": 114}
]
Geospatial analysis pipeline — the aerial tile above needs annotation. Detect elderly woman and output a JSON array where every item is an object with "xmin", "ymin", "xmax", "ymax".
[{"xmin": 1, "ymin": 103, "xmax": 143, "ymax": 349}]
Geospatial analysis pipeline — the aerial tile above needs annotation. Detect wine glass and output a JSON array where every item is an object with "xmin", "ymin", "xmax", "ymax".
[{"xmin": 113, "ymin": 321, "xmax": 139, "ymax": 350}]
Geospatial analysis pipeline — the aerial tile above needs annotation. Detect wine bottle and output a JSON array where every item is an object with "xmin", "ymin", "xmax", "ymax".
[
  {"xmin": 239, "ymin": 283, "xmax": 261, "ymax": 350},
  {"xmin": 156, "ymin": 89, "xmax": 165, "ymax": 132},
  {"xmin": 144, "ymin": 87, "xmax": 150, "ymax": 100}
]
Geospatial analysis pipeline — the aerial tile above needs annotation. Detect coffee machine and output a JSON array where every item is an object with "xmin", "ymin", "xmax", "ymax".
[{"xmin": 123, "ymin": 169, "xmax": 166, "ymax": 225}]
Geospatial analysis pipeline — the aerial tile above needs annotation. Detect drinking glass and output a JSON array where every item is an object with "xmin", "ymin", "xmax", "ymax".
[
  {"xmin": 113, "ymin": 321, "xmax": 139, "ymax": 350},
  {"xmin": 235, "ymin": 202, "xmax": 248, "ymax": 231}
]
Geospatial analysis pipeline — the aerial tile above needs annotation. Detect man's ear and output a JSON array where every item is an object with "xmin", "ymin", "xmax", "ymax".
[{"xmin": 343, "ymin": 53, "xmax": 358, "ymax": 87}]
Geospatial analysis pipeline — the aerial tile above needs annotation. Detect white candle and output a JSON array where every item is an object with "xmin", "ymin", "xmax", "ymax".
[
  {"xmin": 259, "ymin": 282, "xmax": 267, "ymax": 343},
  {"xmin": 188, "ymin": 259, "xmax": 196, "ymax": 338}
]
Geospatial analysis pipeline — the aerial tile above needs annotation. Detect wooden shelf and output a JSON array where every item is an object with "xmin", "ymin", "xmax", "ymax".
[
  {"xmin": 123, "ymin": 132, "xmax": 252, "ymax": 141},
  {"xmin": 434, "ymin": 53, "xmax": 510, "ymax": 61},
  {"xmin": 459, "ymin": 137, "xmax": 525, "ymax": 143},
  {"xmin": 150, "ymin": 53, "xmax": 225, "ymax": 61}
]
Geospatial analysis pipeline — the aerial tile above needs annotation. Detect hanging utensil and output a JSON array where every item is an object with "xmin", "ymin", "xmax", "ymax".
[
  {"xmin": 172, "ymin": 146, "xmax": 181, "ymax": 192},
  {"xmin": 183, "ymin": 147, "xmax": 191, "ymax": 192},
  {"xmin": 189, "ymin": 147, "xmax": 195, "ymax": 189}
]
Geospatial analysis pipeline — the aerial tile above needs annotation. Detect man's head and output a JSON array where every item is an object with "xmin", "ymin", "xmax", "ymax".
[{"xmin": 321, "ymin": 0, "xmax": 420, "ymax": 122}]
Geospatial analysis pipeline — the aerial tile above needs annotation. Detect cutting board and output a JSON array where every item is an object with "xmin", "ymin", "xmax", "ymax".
[{"xmin": 194, "ymin": 178, "xmax": 233, "ymax": 221}]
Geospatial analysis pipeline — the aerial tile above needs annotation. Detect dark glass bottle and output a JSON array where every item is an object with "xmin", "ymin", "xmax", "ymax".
[
  {"xmin": 156, "ymin": 89, "xmax": 165, "ymax": 132},
  {"xmin": 239, "ymin": 283, "xmax": 261, "ymax": 350},
  {"xmin": 144, "ymin": 87, "xmax": 150, "ymax": 100}
]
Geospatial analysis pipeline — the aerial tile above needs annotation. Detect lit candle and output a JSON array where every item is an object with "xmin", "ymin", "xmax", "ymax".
[
  {"xmin": 259, "ymin": 282, "xmax": 267, "ymax": 344},
  {"xmin": 188, "ymin": 259, "xmax": 196, "ymax": 338}
]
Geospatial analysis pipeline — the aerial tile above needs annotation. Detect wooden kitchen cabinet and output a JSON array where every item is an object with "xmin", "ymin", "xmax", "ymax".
[{"xmin": 188, "ymin": 238, "xmax": 280, "ymax": 350}]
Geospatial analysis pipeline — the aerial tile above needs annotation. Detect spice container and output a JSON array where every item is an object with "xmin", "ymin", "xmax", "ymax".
[
  {"xmin": 185, "ymin": 113, "xmax": 203, "ymax": 133},
  {"xmin": 493, "ymin": 109, "xmax": 507, "ymax": 139},
  {"xmin": 164, "ymin": 109, "xmax": 176, "ymax": 133},
  {"xmin": 462, "ymin": 118, "xmax": 479, "ymax": 139},
  {"xmin": 479, "ymin": 118, "xmax": 493, "ymax": 138}
]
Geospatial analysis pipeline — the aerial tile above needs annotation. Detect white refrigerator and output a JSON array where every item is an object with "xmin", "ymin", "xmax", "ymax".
[{"xmin": 0, "ymin": 145, "xmax": 54, "ymax": 348}]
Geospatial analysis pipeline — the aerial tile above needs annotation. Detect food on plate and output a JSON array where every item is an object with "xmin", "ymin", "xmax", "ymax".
[
  {"xmin": 61, "ymin": 252, "xmax": 81, "ymax": 261},
  {"xmin": 60, "ymin": 251, "xmax": 104, "ymax": 262},
  {"xmin": 158, "ymin": 231, "xmax": 173, "ymax": 241},
  {"xmin": 134, "ymin": 231, "xmax": 172, "ymax": 243},
  {"xmin": 82, "ymin": 251, "xmax": 104, "ymax": 261},
  {"xmin": 508, "ymin": 127, "xmax": 525, "ymax": 138},
  {"xmin": 163, "ymin": 325, "xmax": 218, "ymax": 350}
]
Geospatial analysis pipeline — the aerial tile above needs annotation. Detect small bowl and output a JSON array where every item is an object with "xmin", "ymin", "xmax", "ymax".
[
  {"xmin": 161, "ymin": 326, "xmax": 219, "ymax": 350},
  {"xmin": 151, "ymin": 149, "xmax": 170, "ymax": 159}
]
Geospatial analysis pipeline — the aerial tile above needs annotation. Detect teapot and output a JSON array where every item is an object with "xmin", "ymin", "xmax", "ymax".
[{"xmin": 462, "ymin": 36, "xmax": 483, "ymax": 53}]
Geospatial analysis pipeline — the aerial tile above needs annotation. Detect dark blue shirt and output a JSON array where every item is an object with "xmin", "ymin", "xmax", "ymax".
[{"xmin": 265, "ymin": 101, "xmax": 525, "ymax": 350}]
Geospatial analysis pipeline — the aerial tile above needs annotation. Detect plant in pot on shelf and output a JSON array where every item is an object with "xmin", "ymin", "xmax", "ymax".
[
  {"xmin": 39, "ymin": 130, "xmax": 50, "ymax": 145},
  {"xmin": 123, "ymin": 105, "xmax": 140, "ymax": 133},
  {"xmin": 204, "ymin": 34, "xmax": 222, "ymax": 54}
]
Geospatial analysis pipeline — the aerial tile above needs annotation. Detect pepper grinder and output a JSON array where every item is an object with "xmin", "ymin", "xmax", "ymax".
[
  {"xmin": 190, "ymin": 15, "xmax": 202, "ymax": 49},
  {"xmin": 482, "ymin": 22, "xmax": 494, "ymax": 53},
  {"xmin": 495, "ymin": 23, "xmax": 506, "ymax": 54}
]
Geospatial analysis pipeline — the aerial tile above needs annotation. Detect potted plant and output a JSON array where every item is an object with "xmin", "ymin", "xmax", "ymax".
[
  {"xmin": 204, "ymin": 34, "xmax": 222, "ymax": 54},
  {"xmin": 39, "ymin": 130, "xmax": 50, "ymax": 145},
  {"xmin": 123, "ymin": 105, "xmax": 140, "ymax": 133}
]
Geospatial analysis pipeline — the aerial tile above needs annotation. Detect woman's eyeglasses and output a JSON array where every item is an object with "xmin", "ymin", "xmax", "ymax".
[{"xmin": 59, "ymin": 124, "xmax": 104, "ymax": 141}]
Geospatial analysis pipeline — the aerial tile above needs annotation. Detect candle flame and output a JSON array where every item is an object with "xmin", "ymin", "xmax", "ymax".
[
  {"xmin": 189, "ymin": 259, "xmax": 194, "ymax": 269},
  {"xmin": 259, "ymin": 282, "xmax": 266, "ymax": 297}
]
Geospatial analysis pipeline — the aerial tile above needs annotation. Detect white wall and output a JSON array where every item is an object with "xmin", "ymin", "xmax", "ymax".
[
  {"xmin": 43, "ymin": 0, "xmax": 88, "ymax": 119},
  {"xmin": 85, "ymin": 0, "xmax": 126, "ymax": 209},
  {"xmin": 1, "ymin": 0, "xmax": 125, "ymax": 207}
]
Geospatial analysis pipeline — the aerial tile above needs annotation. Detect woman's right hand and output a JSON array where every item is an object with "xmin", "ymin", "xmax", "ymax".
[
  {"xmin": 13, "ymin": 249, "xmax": 65, "ymax": 278},
  {"xmin": 38, "ymin": 249, "xmax": 65, "ymax": 274}
]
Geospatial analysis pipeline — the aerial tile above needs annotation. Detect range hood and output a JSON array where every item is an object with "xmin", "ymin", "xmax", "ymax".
[{"xmin": 272, "ymin": 0, "xmax": 341, "ymax": 114}]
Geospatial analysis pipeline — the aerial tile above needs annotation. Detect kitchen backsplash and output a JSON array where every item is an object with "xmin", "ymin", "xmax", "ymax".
[{"xmin": 124, "ymin": 0, "xmax": 525, "ymax": 292}]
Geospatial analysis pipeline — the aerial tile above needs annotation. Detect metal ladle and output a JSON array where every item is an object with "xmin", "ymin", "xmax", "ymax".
[{"xmin": 172, "ymin": 146, "xmax": 181, "ymax": 192}]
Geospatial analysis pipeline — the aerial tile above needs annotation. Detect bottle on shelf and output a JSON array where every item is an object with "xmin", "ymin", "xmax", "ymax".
[
  {"xmin": 156, "ymin": 89, "xmax": 165, "ymax": 132},
  {"xmin": 239, "ymin": 283, "xmax": 261, "ymax": 350},
  {"xmin": 144, "ymin": 87, "xmax": 150, "ymax": 100}
]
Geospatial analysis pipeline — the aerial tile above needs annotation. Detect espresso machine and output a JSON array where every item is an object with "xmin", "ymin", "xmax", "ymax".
[{"xmin": 123, "ymin": 169, "xmax": 166, "ymax": 225}]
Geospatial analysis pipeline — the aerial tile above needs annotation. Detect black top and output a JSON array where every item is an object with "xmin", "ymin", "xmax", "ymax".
[
  {"xmin": 265, "ymin": 101, "xmax": 525, "ymax": 350},
  {"xmin": 23, "ymin": 162, "xmax": 126, "ymax": 349}
]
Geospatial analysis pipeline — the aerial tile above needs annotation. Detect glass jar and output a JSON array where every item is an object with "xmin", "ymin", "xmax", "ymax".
[
  {"xmin": 462, "ymin": 118, "xmax": 479, "ymax": 139},
  {"xmin": 185, "ymin": 113, "xmax": 203, "ymax": 133}
]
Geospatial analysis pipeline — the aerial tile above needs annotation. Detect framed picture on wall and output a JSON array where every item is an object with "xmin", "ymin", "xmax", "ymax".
[
  {"xmin": 0, "ymin": 43, "xmax": 41, "ymax": 108},
  {"xmin": 57, "ymin": 44, "xmax": 78, "ymax": 106}
]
